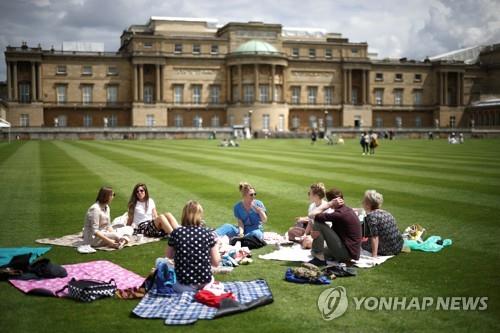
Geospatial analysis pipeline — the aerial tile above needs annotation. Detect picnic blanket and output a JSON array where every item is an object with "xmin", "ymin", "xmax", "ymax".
[
  {"xmin": 259, "ymin": 245, "xmax": 394, "ymax": 268},
  {"xmin": 0, "ymin": 247, "xmax": 51, "ymax": 267},
  {"xmin": 133, "ymin": 279, "xmax": 273, "ymax": 325},
  {"xmin": 9, "ymin": 260, "xmax": 144, "ymax": 296},
  {"xmin": 35, "ymin": 232, "xmax": 160, "ymax": 251}
]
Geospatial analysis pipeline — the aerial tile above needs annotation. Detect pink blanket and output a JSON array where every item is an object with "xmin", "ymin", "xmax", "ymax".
[{"xmin": 9, "ymin": 260, "xmax": 145, "ymax": 297}]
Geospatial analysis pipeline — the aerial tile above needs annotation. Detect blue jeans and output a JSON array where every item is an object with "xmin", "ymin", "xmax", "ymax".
[{"xmin": 215, "ymin": 223, "xmax": 264, "ymax": 240}]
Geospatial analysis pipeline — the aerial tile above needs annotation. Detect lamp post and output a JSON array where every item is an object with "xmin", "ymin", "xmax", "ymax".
[
  {"xmin": 248, "ymin": 109, "xmax": 253, "ymax": 138},
  {"xmin": 324, "ymin": 110, "xmax": 329, "ymax": 136}
]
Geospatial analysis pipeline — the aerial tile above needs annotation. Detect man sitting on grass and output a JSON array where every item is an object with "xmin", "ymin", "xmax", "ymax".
[{"xmin": 307, "ymin": 188, "xmax": 362, "ymax": 266}]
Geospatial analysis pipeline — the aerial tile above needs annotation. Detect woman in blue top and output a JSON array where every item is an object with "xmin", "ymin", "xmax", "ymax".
[{"xmin": 216, "ymin": 182, "xmax": 267, "ymax": 240}]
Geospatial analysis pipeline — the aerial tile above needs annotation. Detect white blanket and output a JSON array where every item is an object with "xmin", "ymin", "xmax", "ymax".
[{"xmin": 259, "ymin": 246, "xmax": 394, "ymax": 268}]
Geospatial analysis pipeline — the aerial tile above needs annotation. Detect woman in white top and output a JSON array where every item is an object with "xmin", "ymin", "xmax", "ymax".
[
  {"xmin": 127, "ymin": 183, "xmax": 179, "ymax": 237},
  {"xmin": 288, "ymin": 183, "xmax": 332, "ymax": 248},
  {"xmin": 83, "ymin": 186, "xmax": 133, "ymax": 248}
]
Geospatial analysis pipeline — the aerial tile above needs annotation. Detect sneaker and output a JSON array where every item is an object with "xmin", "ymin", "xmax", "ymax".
[{"xmin": 308, "ymin": 257, "xmax": 327, "ymax": 267}]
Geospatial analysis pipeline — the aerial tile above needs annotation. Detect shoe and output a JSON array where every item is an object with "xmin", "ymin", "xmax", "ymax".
[{"xmin": 308, "ymin": 257, "xmax": 327, "ymax": 267}]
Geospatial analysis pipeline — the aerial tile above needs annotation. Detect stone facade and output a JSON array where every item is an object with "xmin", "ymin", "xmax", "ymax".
[{"xmin": 3, "ymin": 18, "xmax": 500, "ymax": 131}]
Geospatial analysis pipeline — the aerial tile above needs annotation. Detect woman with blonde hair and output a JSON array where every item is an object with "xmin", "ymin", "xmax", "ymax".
[
  {"xmin": 216, "ymin": 182, "xmax": 267, "ymax": 240},
  {"xmin": 361, "ymin": 190, "xmax": 403, "ymax": 257},
  {"xmin": 166, "ymin": 201, "xmax": 220, "ymax": 293},
  {"xmin": 288, "ymin": 183, "xmax": 332, "ymax": 248},
  {"xmin": 126, "ymin": 183, "xmax": 178, "ymax": 237}
]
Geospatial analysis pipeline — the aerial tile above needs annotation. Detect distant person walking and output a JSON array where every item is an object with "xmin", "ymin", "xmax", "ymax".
[
  {"xmin": 311, "ymin": 129, "xmax": 317, "ymax": 145},
  {"xmin": 369, "ymin": 131, "xmax": 378, "ymax": 155},
  {"xmin": 360, "ymin": 132, "xmax": 369, "ymax": 155}
]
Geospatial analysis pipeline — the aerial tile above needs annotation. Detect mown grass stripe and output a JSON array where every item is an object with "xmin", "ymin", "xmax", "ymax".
[{"xmin": 0, "ymin": 142, "xmax": 41, "ymax": 246}]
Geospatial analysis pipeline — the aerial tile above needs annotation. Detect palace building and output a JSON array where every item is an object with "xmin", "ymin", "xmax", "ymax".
[{"xmin": 3, "ymin": 17, "xmax": 500, "ymax": 132}]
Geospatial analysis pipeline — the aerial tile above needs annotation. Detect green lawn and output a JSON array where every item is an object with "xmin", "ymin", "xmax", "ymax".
[{"xmin": 0, "ymin": 138, "xmax": 499, "ymax": 332}]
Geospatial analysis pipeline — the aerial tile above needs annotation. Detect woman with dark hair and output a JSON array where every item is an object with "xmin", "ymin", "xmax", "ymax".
[
  {"xmin": 83, "ymin": 186, "xmax": 133, "ymax": 249},
  {"xmin": 215, "ymin": 182, "xmax": 267, "ymax": 240},
  {"xmin": 127, "ymin": 183, "xmax": 178, "ymax": 237}
]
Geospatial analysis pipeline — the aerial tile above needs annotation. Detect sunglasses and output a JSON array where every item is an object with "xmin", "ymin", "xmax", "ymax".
[
  {"xmin": 249, "ymin": 192, "xmax": 257, "ymax": 197},
  {"xmin": 136, "ymin": 189, "xmax": 145, "ymax": 193}
]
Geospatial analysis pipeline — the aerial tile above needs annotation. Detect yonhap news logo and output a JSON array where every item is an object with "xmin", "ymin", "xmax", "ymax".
[{"xmin": 318, "ymin": 286, "xmax": 488, "ymax": 320}]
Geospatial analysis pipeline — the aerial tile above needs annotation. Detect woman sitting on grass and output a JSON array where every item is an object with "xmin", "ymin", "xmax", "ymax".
[
  {"xmin": 288, "ymin": 183, "xmax": 332, "ymax": 249},
  {"xmin": 361, "ymin": 190, "xmax": 404, "ymax": 257},
  {"xmin": 83, "ymin": 186, "xmax": 133, "ymax": 249},
  {"xmin": 166, "ymin": 200, "xmax": 220, "ymax": 292},
  {"xmin": 127, "ymin": 183, "xmax": 179, "ymax": 237},
  {"xmin": 215, "ymin": 182, "xmax": 267, "ymax": 240}
]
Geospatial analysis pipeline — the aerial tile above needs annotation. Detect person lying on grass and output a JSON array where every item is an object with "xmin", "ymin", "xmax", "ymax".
[
  {"xmin": 288, "ymin": 182, "xmax": 332, "ymax": 249},
  {"xmin": 127, "ymin": 183, "xmax": 179, "ymax": 238},
  {"xmin": 307, "ymin": 188, "xmax": 362, "ymax": 266},
  {"xmin": 215, "ymin": 182, "xmax": 267, "ymax": 240},
  {"xmin": 361, "ymin": 190, "xmax": 404, "ymax": 257},
  {"xmin": 166, "ymin": 200, "xmax": 221, "ymax": 293},
  {"xmin": 83, "ymin": 186, "xmax": 132, "ymax": 249}
]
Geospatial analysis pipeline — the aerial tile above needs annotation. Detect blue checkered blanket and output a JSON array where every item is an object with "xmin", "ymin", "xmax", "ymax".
[{"xmin": 132, "ymin": 279, "xmax": 272, "ymax": 325}]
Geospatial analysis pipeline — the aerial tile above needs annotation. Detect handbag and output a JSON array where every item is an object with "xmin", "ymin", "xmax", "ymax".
[{"xmin": 56, "ymin": 278, "xmax": 117, "ymax": 302}]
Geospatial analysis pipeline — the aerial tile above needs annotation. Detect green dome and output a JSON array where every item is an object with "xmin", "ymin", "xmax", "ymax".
[{"xmin": 234, "ymin": 40, "xmax": 279, "ymax": 55}]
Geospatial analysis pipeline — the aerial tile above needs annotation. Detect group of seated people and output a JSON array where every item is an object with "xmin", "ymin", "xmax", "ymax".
[{"xmin": 83, "ymin": 180, "xmax": 403, "ymax": 292}]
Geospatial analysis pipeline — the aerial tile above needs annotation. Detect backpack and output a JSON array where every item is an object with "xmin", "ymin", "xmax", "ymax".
[{"xmin": 56, "ymin": 278, "xmax": 117, "ymax": 302}]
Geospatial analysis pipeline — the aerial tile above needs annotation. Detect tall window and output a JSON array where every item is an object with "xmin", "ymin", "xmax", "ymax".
[
  {"xmin": 309, "ymin": 115, "xmax": 317, "ymax": 129},
  {"xmin": 56, "ymin": 85, "xmax": 67, "ymax": 104},
  {"xmin": 292, "ymin": 47, "xmax": 299, "ymax": 57},
  {"xmin": 394, "ymin": 89, "xmax": 403, "ymax": 105},
  {"xmin": 278, "ymin": 114, "xmax": 285, "ymax": 131},
  {"xmin": 415, "ymin": 116, "xmax": 422, "ymax": 128},
  {"xmin": 228, "ymin": 115, "xmax": 235, "ymax": 126},
  {"xmin": 309, "ymin": 48, "xmax": 316, "ymax": 58},
  {"xmin": 211, "ymin": 44, "xmax": 219, "ymax": 55},
  {"xmin": 19, "ymin": 83, "xmax": 30, "ymax": 103},
  {"xmin": 109, "ymin": 114, "xmax": 117, "ymax": 127},
  {"xmin": 144, "ymin": 84, "xmax": 154, "ymax": 104},
  {"xmin": 291, "ymin": 86, "xmax": 300, "ymax": 104},
  {"xmin": 174, "ymin": 114, "xmax": 183, "ymax": 128},
  {"xmin": 292, "ymin": 116, "xmax": 300, "ymax": 129},
  {"xmin": 82, "ymin": 85, "xmax": 93, "ymax": 105},
  {"xmin": 324, "ymin": 87, "xmax": 333, "ymax": 105},
  {"xmin": 193, "ymin": 115, "xmax": 202, "ymax": 128},
  {"xmin": 174, "ymin": 43, "xmax": 182, "ymax": 54},
  {"xmin": 351, "ymin": 88, "xmax": 358, "ymax": 104},
  {"xmin": 192, "ymin": 85, "xmax": 202, "ymax": 104},
  {"xmin": 308, "ymin": 86, "xmax": 317, "ymax": 104},
  {"xmin": 243, "ymin": 115, "xmax": 250, "ymax": 128},
  {"xmin": 414, "ymin": 90, "xmax": 423, "ymax": 105},
  {"xmin": 260, "ymin": 85, "xmax": 269, "ymax": 103},
  {"xmin": 174, "ymin": 85, "xmax": 183, "ymax": 104},
  {"xmin": 146, "ymin": 114, "xmax": 155, "ymax": 127},
  {"xmin": 192, "ymin": 44, "xmax": 201, "ymax": 54},
  {"xmin": 450, "ymin": 116, "xmax": 456, "ymax": 128},
  {"xmin": 107, "ymin": 85, "xmax": 118, "ymax": 104},
  {"xmin": 262, "ymin": 114, "xmax": 270, "ymax": 130},
  {"xmin": 57, "ymin": 115, "xmax": 67, "ymax": 127},
  {"xmin": 243, "ymin": 85, "xmax": 254, "ymax": 103},
  {"xmin": 83, "ymin": 114, "xmax": 92, "ymax": 127},
  {"xmin": 210, "ymin": 85, "xmax": 220, "ymax": 104},
  {"xmin": 375, "ymin": 116, "xmax": 383, "ymax": 128},
  {"xmin": 375, "ymin": 89, "xmax": 384, "ymax": 105},
  {"xmin": 20, "ymin": 114, "xmax": 29, "ymax": 127},
  {"xmin": 326, "ymin": 115, "xmax": 333, "ymax": 127},
  {"xmin": 325, "ymin": 48, "xmax": 332, "ymax": 58},
  {"xmin": 211, "ymin": 115, "xmax": 220, "ymax": 127}
]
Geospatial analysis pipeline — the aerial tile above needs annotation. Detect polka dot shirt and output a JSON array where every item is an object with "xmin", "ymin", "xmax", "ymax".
[{"xmin": 168, "ymin": 226, "xmax": 216, "ymax": 285}]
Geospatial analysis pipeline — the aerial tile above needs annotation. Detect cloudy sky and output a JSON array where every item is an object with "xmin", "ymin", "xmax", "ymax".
[{"xmin": 0, "ymin": 0, "xmax": 499, "ymax": 80}]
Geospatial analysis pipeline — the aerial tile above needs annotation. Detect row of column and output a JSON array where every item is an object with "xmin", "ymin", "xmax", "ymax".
[
  {"xmin": 228, "ymin": 64, "xmax": 283, "ymax": 103},
  {"xmin": 132, "ymin": 64, "xmax": 164, "ymax": 102},
  {"xmin": 343, "ymin": 69, "xmax": 370, "ymax": 104},
  {"xmin": 6, "ymin": 61, "xmax": 42, "ymax": 102},
  {"xmin": 439, "ymin": 71, "xmax": 464, "ymax": 106}
]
